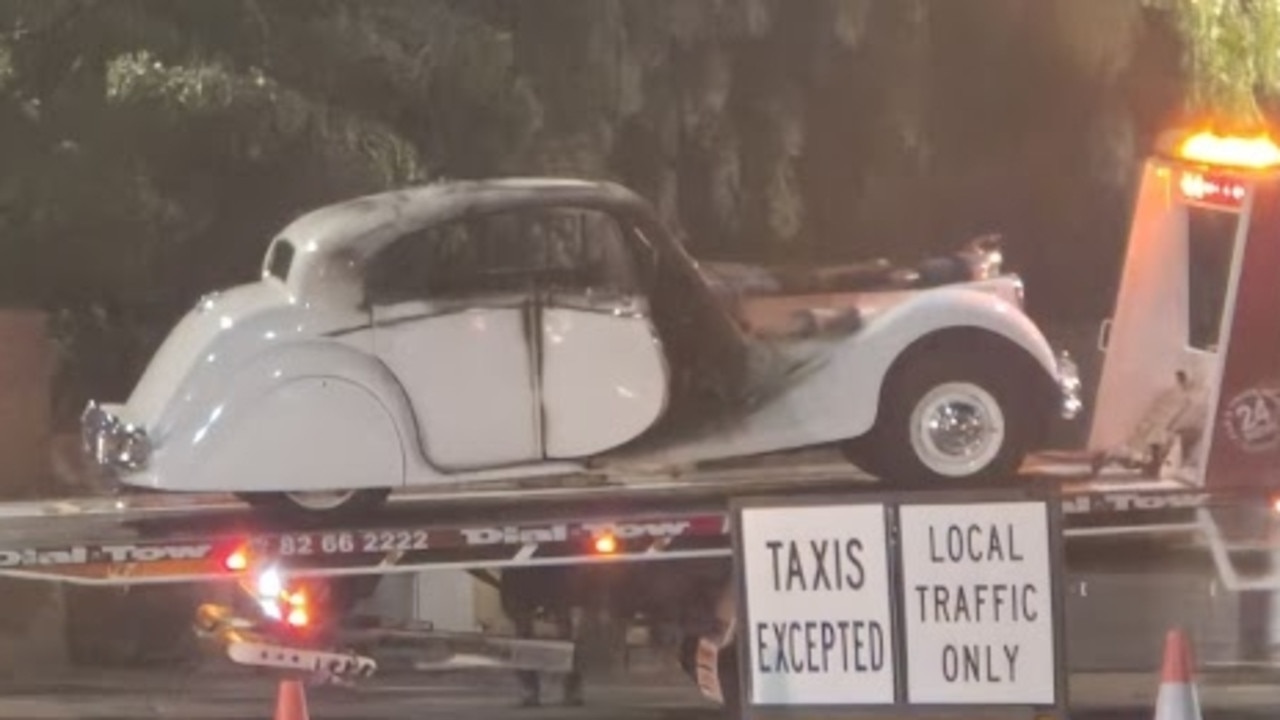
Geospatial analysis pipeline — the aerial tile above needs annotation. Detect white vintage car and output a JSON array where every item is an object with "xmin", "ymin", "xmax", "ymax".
[{"xmin": 83, "ymin": 178, "xmax": 1081, "ymax": 515}]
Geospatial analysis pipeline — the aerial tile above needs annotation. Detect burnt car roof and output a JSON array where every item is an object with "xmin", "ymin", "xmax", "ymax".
[{"xmin": 277, "ymin": 177, "xmax": 661, "ymax": 261}]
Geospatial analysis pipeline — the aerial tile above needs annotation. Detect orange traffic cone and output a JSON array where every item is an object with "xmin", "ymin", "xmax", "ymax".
[
  {"xmin": 274, "ymin": 678, "xmax": 310, "ymax": 720},
  {"xmin": 1153, "ymin": 628, "xmax": 1201, "ymax": 720}
]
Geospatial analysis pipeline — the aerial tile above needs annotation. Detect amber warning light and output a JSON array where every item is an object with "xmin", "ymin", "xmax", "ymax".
[
  {"xmin": 285, "ymin": 590, "xmax": 310, "ymax": 628},
  {"xmin": 1177, "ymin": 130, "xmax": 1280, "ymax": 170}
]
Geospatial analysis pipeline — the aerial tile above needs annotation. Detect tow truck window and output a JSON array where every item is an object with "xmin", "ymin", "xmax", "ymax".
[{"xmin": 1186, "ymin": 207, "xmax": 1239, "ymax": 351}]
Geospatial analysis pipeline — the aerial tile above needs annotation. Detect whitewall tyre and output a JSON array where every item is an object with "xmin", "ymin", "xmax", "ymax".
[{"xmin": 846, "ymin": 352, "xmax": 1031, "ymax": 486}]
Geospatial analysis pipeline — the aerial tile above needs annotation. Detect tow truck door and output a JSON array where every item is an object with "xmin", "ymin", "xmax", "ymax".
[
  {"xmin": 1087, "ymin": 157, "xmax": 1253, "ymax": 478},
  {"xmin": 1198, "ymin": 175, "xmax": 1280, "ymax": 489}
]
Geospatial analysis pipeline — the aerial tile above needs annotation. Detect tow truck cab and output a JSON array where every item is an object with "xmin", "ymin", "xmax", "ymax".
[{"xmin": 1089, "ymin": 128, "xmax": 1280, "ymax": 490}]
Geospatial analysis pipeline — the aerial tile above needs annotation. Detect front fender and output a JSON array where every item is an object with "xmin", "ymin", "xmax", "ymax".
[
  {"xmin": 814, "ymin": 286, "xmax": 1062, "ymax": 436},
  {"xmin": 634, "ymin": 286, "xmax": 1068, "ymax": 465},
  {"xmin": 144, "ymin": 340, "xmax": 415, "ymax": 493},
  {"xmin": 856, "ymin": 286, "xmax": 1060, "ymax": 378}
]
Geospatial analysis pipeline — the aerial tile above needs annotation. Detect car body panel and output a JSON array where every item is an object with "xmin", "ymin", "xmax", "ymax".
[
  {"xmin": 599, "ymin": 280, "xmax": 1058, "ymax": 467},
  {"xmin": 180, "ymin": 375, "xmax": 404, "ymax": 493},
  {"xmin": 371, "ymin": 294, "xmax": 542, "ymax": 471},
  {"xmin": 123, "ymin": 281, "xmax": 298, "ymax": 437},
  {"xmin": 131, "ymin": 338, "xmax": 409, "ymax": 493},
  {"xmin": 539, "ymin": 295, "xmax": 669, "ymax": 459}
]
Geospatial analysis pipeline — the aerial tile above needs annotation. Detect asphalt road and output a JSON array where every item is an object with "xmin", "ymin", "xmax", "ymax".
[{"xmin": 0, "ymin": 668, "xmax": 1276, "ymax": 720}]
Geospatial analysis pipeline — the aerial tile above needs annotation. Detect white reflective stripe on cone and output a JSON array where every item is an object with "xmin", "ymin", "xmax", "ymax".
[{"xmin": 1154, "ymin": 682, "xmax": 1201, "ymax": 720}]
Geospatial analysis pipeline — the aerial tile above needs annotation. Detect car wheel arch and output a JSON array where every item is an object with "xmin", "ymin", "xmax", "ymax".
[
  {"xmin": 160, "ymin": 344, "xmax": 417, "ymax": 491},
  {"xmin": 871, "ymin": 326, "xmax": 1058, "ymax": 443},
  {"xmin": 199, "ymin": 375, "xmax": 407, "ymax": 489}
]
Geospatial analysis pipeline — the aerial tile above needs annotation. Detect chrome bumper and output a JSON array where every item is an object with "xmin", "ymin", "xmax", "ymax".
[
  {"xmin": 1056, "ymin": 350, "xmax": 1084, "ymax": 421},
  {"xmin": 81, "ymin": 401, "xmax": 150, "ymax": 470}
]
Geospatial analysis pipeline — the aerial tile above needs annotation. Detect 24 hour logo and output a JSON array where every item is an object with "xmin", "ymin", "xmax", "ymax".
[{"xmin": 1223, "ymin": 387, "xmax": 1280, "ymax": 453}]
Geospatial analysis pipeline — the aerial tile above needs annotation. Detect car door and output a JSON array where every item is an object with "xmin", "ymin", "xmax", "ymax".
[
  {"xmin": 364, "ymin": 216, "xmax": 541, "ymax": 472},
  {"xmin": 531, "ymin": 207, "xmax": 669, "ymax": 458}
]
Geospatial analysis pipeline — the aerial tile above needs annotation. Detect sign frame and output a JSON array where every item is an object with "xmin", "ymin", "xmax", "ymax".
[{"xmin": 730, "ymin": 486, "xmax": 1069, "ymax": 720}]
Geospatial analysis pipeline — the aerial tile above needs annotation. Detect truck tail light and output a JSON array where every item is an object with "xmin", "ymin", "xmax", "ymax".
[
  {"xmin": 593, "ymin": 534, "xmax": 618, "ymax": 555},
  {"xmin": 222, "ymin": 547, "xmax": 250, "ymax": 572},
  {"xmin": 285, "ymin": 591, "xmax": 310, "ymax": 628},
  {"xmin": 286, "ymin": 607, "xmax": 310, "ymax": 628},
  {"xmin": 1178, "ymin": 170, "xmax": 1247, "ymax": 209}
]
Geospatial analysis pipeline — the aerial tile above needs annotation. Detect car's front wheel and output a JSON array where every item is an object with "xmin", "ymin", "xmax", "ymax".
[{"xmin": 845, "ymin": 351, "xmax": 1033, "ymax": 486}]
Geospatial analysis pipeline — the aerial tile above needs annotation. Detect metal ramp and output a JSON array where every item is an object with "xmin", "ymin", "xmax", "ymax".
[{"xmin": 1199, "ymin": 503, "xmax": 1280, "ymax": 592}]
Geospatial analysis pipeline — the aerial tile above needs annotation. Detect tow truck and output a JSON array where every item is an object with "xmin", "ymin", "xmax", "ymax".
[
  {"xmin": 9, "ymin": 124, "xmax": 1280, "ymax": 713},
  {"xmin": 3, "ymin": 452, "xmax": 1267, "ymax": 701}
]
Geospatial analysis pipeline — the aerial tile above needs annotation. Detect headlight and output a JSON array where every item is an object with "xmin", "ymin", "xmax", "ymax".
[
  {"xmin": 250, "ymin": 566, "xmax": 312, "ymax": 628},
  {"xmin": 257, "ymin": 566, "xmax": 284, "ymax": 598},
  {"xmin": 959, "ymin": 234, "xmax": 1005, "ymax": 280},
  {"xmin": 114, "ymin": 425, "xmax": 150, "ymax": 468}
]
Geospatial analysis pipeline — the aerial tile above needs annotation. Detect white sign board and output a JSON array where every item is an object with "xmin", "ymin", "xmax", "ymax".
[
  {"xmin": 897, "ymin": 502, "xmax": 1056, "ymax": 705},
  {"xmin": 739, "ymin": 504, "xmax": 896, "ymax": 706}
]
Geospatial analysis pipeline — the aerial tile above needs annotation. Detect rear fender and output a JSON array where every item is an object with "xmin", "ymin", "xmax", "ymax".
[{"xmin": 153, "ymin": 341, "xmax": 418, "ymax": 492}]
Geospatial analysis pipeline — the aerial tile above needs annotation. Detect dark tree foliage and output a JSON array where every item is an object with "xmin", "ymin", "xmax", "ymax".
[
  {"xmin": 0, "ymin": 0, "xmax": 1263, "ymax": 423},
  {"xmin": 0, "ymin": 0, "xmax": 536, "ymax": 416}
]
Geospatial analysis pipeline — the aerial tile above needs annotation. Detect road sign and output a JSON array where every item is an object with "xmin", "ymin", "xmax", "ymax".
[
  {"xmin": 731, "ymin": 489, "xmax": 1067, "ymax": 720},
  {"xmin": 898, "ymin": 501, "xmax": 1056, "ymax": 704},
  {"xmin": 738, "ymin": 503, "xmax": 896, "ymax": 705}
]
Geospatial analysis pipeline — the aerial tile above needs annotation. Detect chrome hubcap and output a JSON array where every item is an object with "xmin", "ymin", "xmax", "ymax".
[
  {"xmin": 910, "ymin": 382, "xmax": 1005, "ymax": 477},
  {"xmin": 285, "ymin": 490, "xmax": 357, "ymax": 511}
]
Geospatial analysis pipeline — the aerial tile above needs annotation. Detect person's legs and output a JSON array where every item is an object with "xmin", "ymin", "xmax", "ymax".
[
  {"xmin": 512, "ymin": 608, "xmax": 542, "ymax": 707},
  {"xmin": 560, "ymin": 606, "xmax": 585, "ymax": 706}
]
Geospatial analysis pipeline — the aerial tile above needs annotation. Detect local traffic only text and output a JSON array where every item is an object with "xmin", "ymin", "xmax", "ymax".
[
  {"xmin": 914, "ymin": 522, "xmax": 1038, "ymax": 684},
  {"xmin": 899, "ymin": 502, "xmax": 1056, "ymax": 705}
]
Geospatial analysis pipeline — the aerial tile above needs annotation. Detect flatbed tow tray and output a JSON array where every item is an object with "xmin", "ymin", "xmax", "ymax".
[{"xmin": 0, "ymin": 454, "xmax": 1239, "ymax": 586}]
